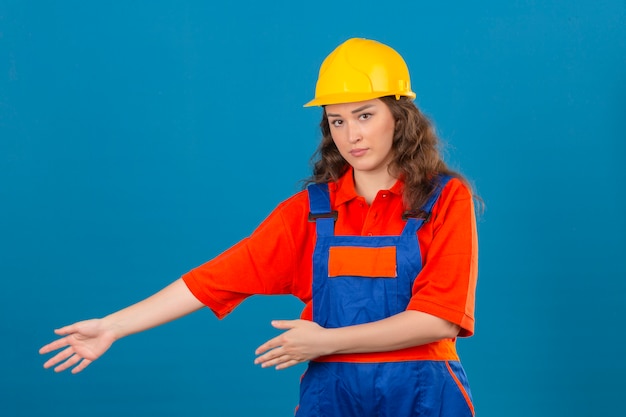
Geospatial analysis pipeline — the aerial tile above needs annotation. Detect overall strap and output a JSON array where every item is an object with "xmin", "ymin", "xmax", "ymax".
[
  {"xmin": 307, "ymin": 183, "xmax": 337, "ymax": 237},
  {"xmin": 422, "ymin": 174, "xmax": 453, "ymax": 215},
  {"xmin": 402, "ymin": 175, "xmax": 454, "ymax": 235}
]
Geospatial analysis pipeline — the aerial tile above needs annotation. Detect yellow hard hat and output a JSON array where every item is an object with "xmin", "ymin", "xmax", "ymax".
[{"xmin": 304, "ymin": 38, "xmax": 416, "ymax": 107}]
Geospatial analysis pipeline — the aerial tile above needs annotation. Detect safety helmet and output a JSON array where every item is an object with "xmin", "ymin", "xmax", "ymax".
[{"xmin": 304, "ymin": 38, "xmax": 416, "ymax": 107}]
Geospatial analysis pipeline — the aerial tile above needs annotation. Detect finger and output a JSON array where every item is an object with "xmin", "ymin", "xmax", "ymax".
[
  {"xmin": 43, "ymin": 346, "xmax": 75, "ymax": 369},
  {"xmin": 258, "ymin": 352, "xmax": 289, "ymax": 369},
  {"xmin": 54, "ymin": 353, "xmax": 82, "ymax": 373},
  {"xmin": 275, "ymin": 359, "xmax": 300, "ymax": 370},
  {"xmin": 260, "ymin": 352, "xmax": 301, "ymax": 370},
  {"xmin": 71, "ymin": 359, "xmax": 92, "ymax": 374},
  {"xmin": 255, "ymin": 335, "xmax": 282, "ymax": 356},
  {"xmin": 254, "ymin": 345, "xmax": 285, "ymax": 366},
  {"xmin": 40, "ymin": 337, "xmax": 72, "ymax": 355}
]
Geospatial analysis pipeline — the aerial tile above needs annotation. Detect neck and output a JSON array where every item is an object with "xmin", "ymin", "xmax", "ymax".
[{"xmin": 353, "ymin": 169, "xmax": 397, "ymax": 205}]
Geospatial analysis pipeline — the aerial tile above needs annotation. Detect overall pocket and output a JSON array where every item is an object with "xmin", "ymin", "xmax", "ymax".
[
  {"xmin": 325, "ymin": 246, "xmax": 400, "ymax": 327},
  {"xmin": 328, "ymin": 246, "xmax": 397, "ymax": 278}
]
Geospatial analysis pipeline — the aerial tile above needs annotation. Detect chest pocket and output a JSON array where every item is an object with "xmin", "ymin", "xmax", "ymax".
[
  {"xmin": 328, "ymin": 246, "xmax": 397, "ymax": 278},
  {"xmin": 321, "ymin": 242, "xmax": 403, "ymax": 328}
]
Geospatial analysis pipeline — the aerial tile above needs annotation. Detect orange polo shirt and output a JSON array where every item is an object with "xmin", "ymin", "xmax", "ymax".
[{"xmin": 182, "ymin": 169, "xmax": 477, "ymax": 341}]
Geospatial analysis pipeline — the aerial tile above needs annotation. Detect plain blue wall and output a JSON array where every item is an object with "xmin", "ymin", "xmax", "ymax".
[{"xmin": 1, "ymin": 1, "xmax": 625, "ymax": 416}]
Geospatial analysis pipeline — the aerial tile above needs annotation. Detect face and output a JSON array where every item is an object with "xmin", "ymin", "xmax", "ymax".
[{"xmin": 325, "ymin": 99, "xmax": 396, "ymax": 180}]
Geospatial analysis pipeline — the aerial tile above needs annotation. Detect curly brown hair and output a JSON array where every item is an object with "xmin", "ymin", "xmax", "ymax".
[{"xmin": 307, "ymin": 96, "xmax": 471, "ymax": 212}]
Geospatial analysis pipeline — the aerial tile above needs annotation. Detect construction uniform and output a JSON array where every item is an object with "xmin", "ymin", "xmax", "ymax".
[{"xmin": 182, "ymin": 167, "xmax": 478, "ymax": 416}]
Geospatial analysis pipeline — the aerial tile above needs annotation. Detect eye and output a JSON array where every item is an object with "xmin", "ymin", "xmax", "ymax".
[
  {"xmin": 330, "ymin": 119, "xmax": 343, "ymax": 127},
  {"xmin": 359, "ymin": 113, "xmax": 372, "ymax": 120}
]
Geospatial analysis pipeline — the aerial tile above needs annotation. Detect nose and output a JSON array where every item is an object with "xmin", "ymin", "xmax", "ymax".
[{"xmin": 346, "ymin": 121, "xmax": 362, "ymax": 144}]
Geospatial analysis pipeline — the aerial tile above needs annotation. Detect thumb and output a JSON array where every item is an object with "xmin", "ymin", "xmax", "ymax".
[
  {"xmin": 54, "ymin": 325, "xmax": 76, "ymax": 335},
  {"xmin": 271, "ymin": 319, "xmax": 299, "ymax": 330},
  {"xmin": 54, "ymin": 320, "xmax": 87, "ymax": 335}
]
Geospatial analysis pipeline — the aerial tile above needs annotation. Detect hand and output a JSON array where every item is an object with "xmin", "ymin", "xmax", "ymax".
[
  {"xmin": 254, "ymin": 319, "xmax": 332, "ymax": 370},
  {"xmin": 39, "ymin": 319, "xmax": 117, "ymax": 374}
]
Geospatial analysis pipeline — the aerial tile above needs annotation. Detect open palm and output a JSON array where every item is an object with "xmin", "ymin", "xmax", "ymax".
[{"xmin": 39, "ymin": 319, "xmax": 117, "ymax": 374}]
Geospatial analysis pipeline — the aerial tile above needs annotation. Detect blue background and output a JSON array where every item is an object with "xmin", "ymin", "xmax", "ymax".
[{"xmin": 1, "ymin": 1, "xmax": 625, "ymax": 416}]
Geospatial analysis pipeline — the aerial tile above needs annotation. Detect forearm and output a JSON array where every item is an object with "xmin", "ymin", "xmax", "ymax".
[
  {"xmin": 326, "ymin": 310, "xmax": 460, "ymax": 354},
  {"xmin": 103, "ymin": 278, "xmax": 205, "ymax": 340}
]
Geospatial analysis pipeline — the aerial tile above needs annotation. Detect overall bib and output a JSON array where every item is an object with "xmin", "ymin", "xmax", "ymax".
[{"xmin": 296, "ymin": 177, "xmax": 474, "ymax": 417}]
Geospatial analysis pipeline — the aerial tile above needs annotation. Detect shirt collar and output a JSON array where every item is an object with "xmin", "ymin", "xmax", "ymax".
[{"xmin": 329, "ymin": 167, "xmax": 404, "ymax": 207}]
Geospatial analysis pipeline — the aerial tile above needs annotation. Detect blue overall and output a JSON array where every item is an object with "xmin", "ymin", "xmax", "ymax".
[{"xmin": 296, "ymin": 177, "xmax": 474, "ymax": 417}]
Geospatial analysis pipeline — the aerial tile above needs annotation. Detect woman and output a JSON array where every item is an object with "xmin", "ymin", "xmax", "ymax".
[{"xmin": 40, "ymin": 38, "xmax": 478, "ymax": 417}]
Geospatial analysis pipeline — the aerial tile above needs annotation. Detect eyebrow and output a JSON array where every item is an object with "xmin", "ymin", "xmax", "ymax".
[{"xmin": 326, "ymin": 104, "xmax": 375, "ymax": 118}]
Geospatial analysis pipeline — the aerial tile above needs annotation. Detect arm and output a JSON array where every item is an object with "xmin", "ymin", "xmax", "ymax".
[
  {"xmin": 254, "ymin": 310, "xmax": 460, "ymax": 370},
  {"xmin": 39, "ymin": 278, "xmax": 204, "ymax": 374},
  {"xmin": 327, "ymin": 310, "xmax": 460, "ymax": 353}
]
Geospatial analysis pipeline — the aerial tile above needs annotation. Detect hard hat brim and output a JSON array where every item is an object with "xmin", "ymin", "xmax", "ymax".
[{"xmin": 303, "ymin": 91, "xmax": 416, "ymax": 107}]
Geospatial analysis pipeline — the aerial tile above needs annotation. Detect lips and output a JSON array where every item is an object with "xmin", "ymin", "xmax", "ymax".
[{"xmin": 349, "ymin": 148, "xmax": 368, "ymax": 157}]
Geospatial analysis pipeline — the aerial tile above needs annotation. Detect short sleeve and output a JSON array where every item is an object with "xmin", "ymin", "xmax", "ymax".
[
  {"xmin": 407, "ymin": 179, "xmax": 478, "ymax": 337},
  {"xmin": 181, "ymin": 191, "xmax": 314, "ymax": 319}
]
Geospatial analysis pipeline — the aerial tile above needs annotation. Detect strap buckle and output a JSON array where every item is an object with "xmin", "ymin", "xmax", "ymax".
[
  {"xmin": 308, "ymin": 211, "xmax": 338, "ymax": 222},
  {"xmin": 401, "ymin": 210, "xmax": 431, "ymax": 222}
]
